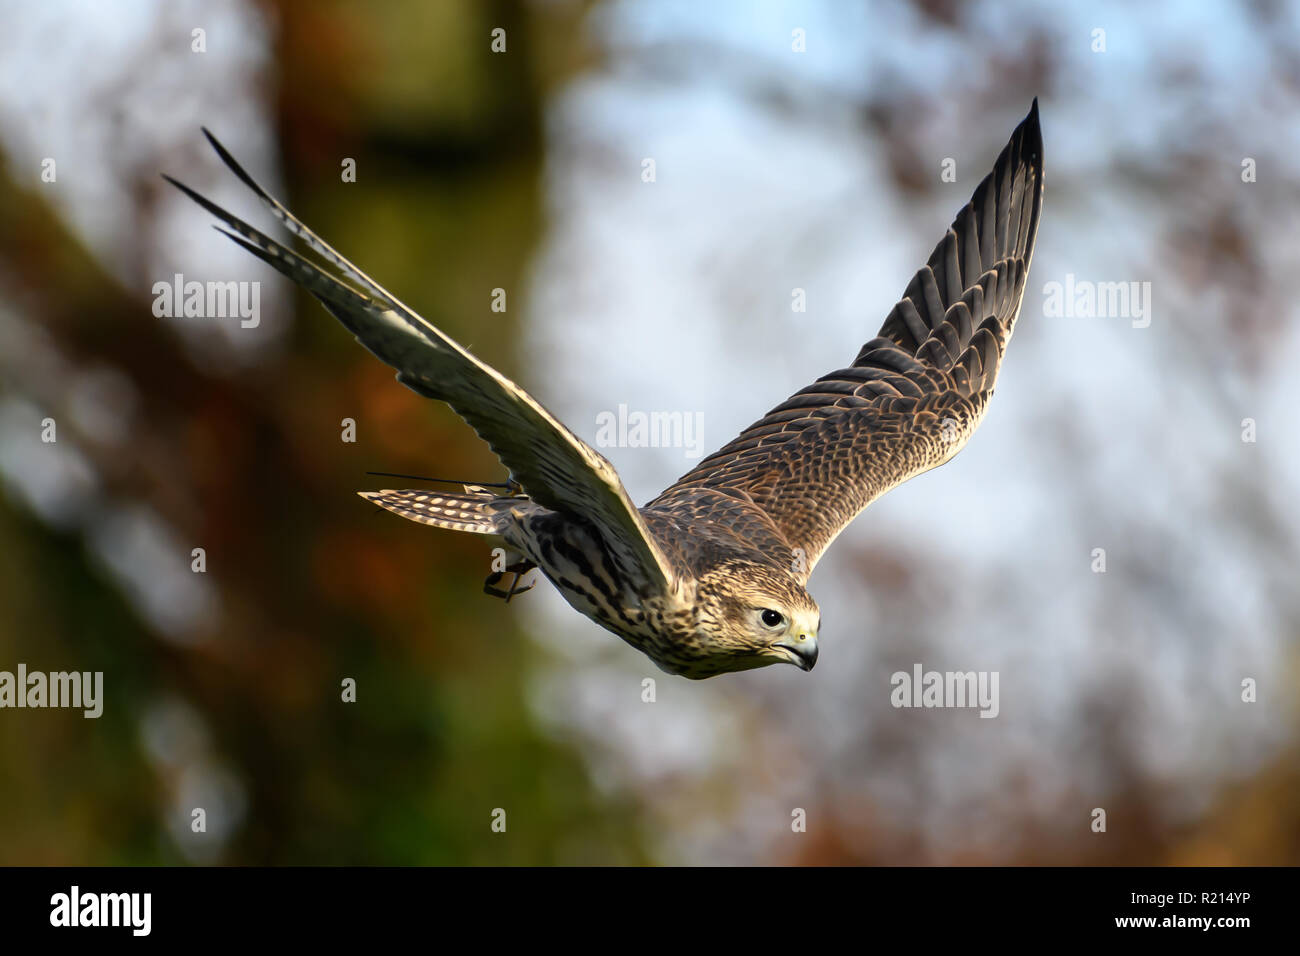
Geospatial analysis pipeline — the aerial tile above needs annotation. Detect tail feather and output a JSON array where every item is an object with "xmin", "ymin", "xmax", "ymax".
[{"xmin": 358, "ymin": 489, "xmax": 507, "ymax": 535}]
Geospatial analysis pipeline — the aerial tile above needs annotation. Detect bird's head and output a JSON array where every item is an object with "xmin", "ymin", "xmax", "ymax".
[{"xmin": 686, "ymin": 562, "xmax": 820, "ymax": 677}]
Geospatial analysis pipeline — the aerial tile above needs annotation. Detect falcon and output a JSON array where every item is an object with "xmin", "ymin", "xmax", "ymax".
[{"xmin": 166, "ymin": 100, "xmax": 1043, "ymax": 679}]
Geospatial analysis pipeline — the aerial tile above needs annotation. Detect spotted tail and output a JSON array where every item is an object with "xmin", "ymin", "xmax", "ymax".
[{"xmin": 357, "ymin": 487, "xmax": 512, "ymax": 535}]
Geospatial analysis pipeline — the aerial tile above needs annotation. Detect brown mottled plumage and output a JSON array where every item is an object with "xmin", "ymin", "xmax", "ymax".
[{"xmin": 167, "ymin": 100, "xmax": 1043, "ymax": 679}]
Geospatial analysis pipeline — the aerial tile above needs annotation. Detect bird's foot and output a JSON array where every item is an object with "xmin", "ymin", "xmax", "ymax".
[{"xmin": 484, "ymin": 560, "xmax": 537, "ymax": 602}]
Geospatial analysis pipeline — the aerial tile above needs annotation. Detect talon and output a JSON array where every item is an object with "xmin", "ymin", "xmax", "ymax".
[
  {"xmin": 484, "ymin": 560, "xmax": 537, "ymax": 601},
  {"xmin": 484, "ymin": 570, "xmax": 510, "ymax": 599},
  {"xmin": 504, "ymin": 572, "xmax": 535, "ymax": 603}
]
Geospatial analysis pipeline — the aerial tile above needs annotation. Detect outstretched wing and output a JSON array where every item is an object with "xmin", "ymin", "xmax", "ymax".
[
  {"xmin": 166, "ymin": 131, "xmax": 675, "ymax": 593},
  {"xmin": 650, "ymin": 100, "xmax": 1044, "ymax": 580}
]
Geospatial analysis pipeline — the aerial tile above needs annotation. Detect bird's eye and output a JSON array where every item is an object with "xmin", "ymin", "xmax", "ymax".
[{"xmin": 760, "ymin": 609, "xmax": 784, "ymax": 628}]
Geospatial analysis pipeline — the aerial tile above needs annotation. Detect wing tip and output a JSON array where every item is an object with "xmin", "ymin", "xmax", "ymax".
[
  {"xmin": 198, "ymin": 126, "xmax": 266, "ymax": 197},
  {"xmin": 1018, "ymin": 97, "xmax": 1044, "ymax": 171},
  {"xmin": 160, "ymin": 171, "xmax": 199, "ymax": 201}
]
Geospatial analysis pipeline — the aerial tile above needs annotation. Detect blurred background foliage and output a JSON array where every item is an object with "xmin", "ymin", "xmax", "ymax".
[
  {"xmin": 0, "ymin": 0, "xmax": 1297, "ymax": 865},
  {"xmin": 0, "ymin": 0, "xmax": 651, "ymax": 866}
]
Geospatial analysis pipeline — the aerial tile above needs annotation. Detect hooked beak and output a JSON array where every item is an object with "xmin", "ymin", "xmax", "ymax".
[{"xmin": 775, "ymin": 634, "xmax": 819, "ymax": 672}]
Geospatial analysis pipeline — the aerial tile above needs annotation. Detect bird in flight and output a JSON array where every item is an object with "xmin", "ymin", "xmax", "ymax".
[{"xmin": 167, "ymin": 100, "xmax": 1043, "ymax": 679}]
